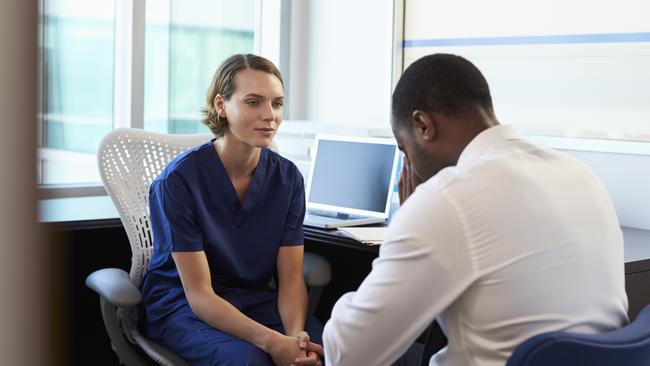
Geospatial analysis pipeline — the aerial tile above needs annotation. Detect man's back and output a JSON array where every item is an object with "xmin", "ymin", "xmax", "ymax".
[
  {"xmin": 425, "ymin": 125, "xmax": 628, "ymax": 365},
  {"xmin": 322, "ymin": 125, "xmax": 628, "ymax": 366}
]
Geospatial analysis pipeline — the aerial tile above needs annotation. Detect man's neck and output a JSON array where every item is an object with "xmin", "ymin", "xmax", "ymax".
[{"xmin": 446, "ymin": 108, "xmax": 500, "ymax": 165}]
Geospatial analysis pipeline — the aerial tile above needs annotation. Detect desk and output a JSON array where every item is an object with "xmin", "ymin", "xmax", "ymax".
[
  {"xmin": 304, "ymin": 226, "xmax": 379, "ymax": 253},
  {"xmin": 40, "ymin": 196, "xmax": 650, "ymax": 364}
]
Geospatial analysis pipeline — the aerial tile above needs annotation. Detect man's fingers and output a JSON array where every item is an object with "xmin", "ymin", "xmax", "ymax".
[
  {"xmin": 400, "ymin": 156, "xmax": 410, "ymax": 203},
  {"xmin": 307, "ymin": 342, "xmax": 324, "ymax": 355},
  {"xmin": 405, "ymin": 157, "xmax": 412, "ymax": 190},
  {"xmin": 294, "ymin": 351, "xmax": 319, "ymax": 366},
  {"xmin": 401, "ymin": 156, "xmax": 412, "ymax": 204}
]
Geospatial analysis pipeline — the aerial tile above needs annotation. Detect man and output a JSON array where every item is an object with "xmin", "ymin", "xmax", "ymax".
[{"xmin": 298, "ymin": 53, "xmax": 628, "ymax": 366}]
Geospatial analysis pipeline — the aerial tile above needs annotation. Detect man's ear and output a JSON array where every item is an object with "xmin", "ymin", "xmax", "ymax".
[{"xmin": 411, "ymin": 110, "xmax": 436, "ymax": 142}]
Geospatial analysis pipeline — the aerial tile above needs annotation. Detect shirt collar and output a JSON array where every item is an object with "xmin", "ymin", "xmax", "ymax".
[{"xmin": 457, "ymin": 124, "xmax": 520, "ymax": 166}]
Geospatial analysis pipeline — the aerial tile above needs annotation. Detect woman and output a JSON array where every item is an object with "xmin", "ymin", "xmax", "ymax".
[{"xmin": 140, "ymin": 54, "xmax": 323, "ymax": 365}]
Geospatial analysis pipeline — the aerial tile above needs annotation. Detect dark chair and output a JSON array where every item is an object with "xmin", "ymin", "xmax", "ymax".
[
  {"xmin": 506, "ymin": 305, "xmax": 650, "ymax": 366},
  {"xmin": 419, "ymin": 320, "xmax": 447, "ymax": 366}
]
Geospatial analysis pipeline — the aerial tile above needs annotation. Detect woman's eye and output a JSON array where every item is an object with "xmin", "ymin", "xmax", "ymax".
[
  {"xmin": 273, "ymin": 101, "xmax": 284, "ymax": 108},
  {"xmin": 246, "ymin": 100, "xmax": 260, "ymax": 106}
]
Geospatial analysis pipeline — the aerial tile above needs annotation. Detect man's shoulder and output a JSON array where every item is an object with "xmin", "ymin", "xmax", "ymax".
[
  {"xmin": 435, "ymin": 138, "xmax": 593, "ymax": 191},
  {"xmin": 389, "ymin": 182, "xmax": 460, "ymax": 238}
]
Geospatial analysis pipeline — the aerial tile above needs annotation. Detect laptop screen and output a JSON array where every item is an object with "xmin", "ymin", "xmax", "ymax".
[{"xmin": 306, "ymin": 135, "xmax": 399, "ymax": 217}]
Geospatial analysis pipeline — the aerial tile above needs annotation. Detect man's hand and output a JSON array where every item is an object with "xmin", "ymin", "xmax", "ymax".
[
  {"xmin": 295, "ymin": 339, "xmax": 324, "ymax": 366},
  {"xmin": 398, "ymin": 155, "xmax": 423, "ymax": 204}
]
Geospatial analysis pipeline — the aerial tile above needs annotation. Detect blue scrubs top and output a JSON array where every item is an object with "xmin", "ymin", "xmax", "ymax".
[{"xmin": 140, "ymin": 141, "xmax": 305, "ymax": 325}]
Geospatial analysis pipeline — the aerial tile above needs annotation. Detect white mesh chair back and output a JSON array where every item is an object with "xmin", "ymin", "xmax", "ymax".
[{"xmin": 97, "ymin": 128, "xmax": 213, "ymax": 286}]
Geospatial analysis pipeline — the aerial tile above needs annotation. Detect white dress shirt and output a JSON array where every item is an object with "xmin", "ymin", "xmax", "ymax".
[{"xmin": 322, "ymin": 125, "xmax": 629, "ymax": 366}]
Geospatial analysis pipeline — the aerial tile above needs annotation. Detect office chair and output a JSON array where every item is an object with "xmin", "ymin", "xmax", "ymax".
[
  {"xmin": 86, "ymin": 128, "xmax": 332, "ymax": 366},
  {"xmin": 506, "ymin": 305, "xmax": 650, "ymax": 366}
]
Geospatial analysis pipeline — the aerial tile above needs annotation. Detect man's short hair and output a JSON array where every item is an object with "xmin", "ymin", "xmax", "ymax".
[{"xmin": 392, "ymin": 54, "xmax": 494, "ymax": 127}]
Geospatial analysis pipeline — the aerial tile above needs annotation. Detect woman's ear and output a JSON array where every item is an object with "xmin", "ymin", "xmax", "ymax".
[
  {"xmin": 411, "ymin": 110, "xmax": 436, "ymax": 142},
  {"xmin": 214, "ymin": 94, "xmax": 226, "ymax": 117}
]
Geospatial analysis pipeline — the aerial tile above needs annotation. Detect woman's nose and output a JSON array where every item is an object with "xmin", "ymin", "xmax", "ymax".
[{"xmin": 261, "ymin": 102, "xmax": 275, "ymax": 121}]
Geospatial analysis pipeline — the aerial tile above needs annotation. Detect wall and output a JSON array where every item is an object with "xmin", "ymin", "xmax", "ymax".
[
  {"xmin": 0, "ymin": 0, "xmax": 49, "ymax": 364},
  {"xmin": 288, "ymin": 0, "xmax": 394, "ymax": 128},
  {"xmin": 561, "ymin": 149, "xmax": 650, "ymax": 230},
  {"xmin": 527, "ymin": 136, "xmax": 650, "ymax": 231}
]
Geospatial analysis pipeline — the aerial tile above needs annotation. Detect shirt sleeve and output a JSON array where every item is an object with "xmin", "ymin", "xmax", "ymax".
[
  {"xmin": 149, "ymin": 173, "xmax": 204, "ymax": 252},
  {"xmin": 322, "ymin": 188, "xmax": 476, "ymax": 366},
  {"xmin": 280, "ymin": 167, "xmax": 306, "ymax": 246}
]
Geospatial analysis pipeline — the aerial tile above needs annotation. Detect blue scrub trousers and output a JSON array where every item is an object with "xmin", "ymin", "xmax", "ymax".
[{"xmin": 146, "ymin": 296, "xmax": 323, "ymax": 366}]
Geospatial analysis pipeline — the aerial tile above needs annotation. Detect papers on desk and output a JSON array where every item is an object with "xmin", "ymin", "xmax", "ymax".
[{"xmin": 337, "ymin": 227, "xmax": 387, "ymax": 245}]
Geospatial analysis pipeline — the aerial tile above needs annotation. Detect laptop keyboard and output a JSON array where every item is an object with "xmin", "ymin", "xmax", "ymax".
[{"xmin": 308, "ymin": 209, "xmax": 365, "ymax": 220}]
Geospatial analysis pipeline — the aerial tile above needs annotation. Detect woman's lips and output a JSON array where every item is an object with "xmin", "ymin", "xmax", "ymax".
[{"xmin": 256, "ymin": 128, "xmax": 275, "ymax": 136}]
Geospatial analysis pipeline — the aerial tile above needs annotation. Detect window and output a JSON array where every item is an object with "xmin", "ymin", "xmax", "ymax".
[
  {"xmin": 38, "ymin": 0, "xmax": 258, "ymax": 187},
  {"xmin": 39, "ymin": 0, "xmax": 116, "ymax": 185},
  {"xmin": 144, "ymin": 0, "xmax": 255, "ymax": 134},
  {"xmin": 401, "ymin": 0, "xmax": 650, "ymax": 147}
]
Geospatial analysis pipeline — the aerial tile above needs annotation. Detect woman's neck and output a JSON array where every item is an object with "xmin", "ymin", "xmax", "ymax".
[{"xmin": 214, "ymin": 132, "xmax": 260, "ymax": 179}]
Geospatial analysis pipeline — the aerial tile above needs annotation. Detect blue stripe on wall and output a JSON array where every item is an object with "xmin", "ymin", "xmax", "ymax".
[{"xmin": 403, "ymin": 32, "xmax": 650, "ymax": 48}]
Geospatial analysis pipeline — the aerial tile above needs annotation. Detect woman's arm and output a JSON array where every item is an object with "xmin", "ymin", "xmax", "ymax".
[
  {"xmin": 172, "ymin": 251, "xmax": 305, "ymax": 364},
  {"xmin": 276, "ymin": 245, "xmax": 308, "ymax": 337}
]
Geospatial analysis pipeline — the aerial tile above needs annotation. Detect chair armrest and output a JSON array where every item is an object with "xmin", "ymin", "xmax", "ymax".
[
  {"xmin": 85, "ymin": 268, "xmax": 142, "ymax": 307},
  {"xmin": 303, "ymin": 252, "xmax": 332, "ymax": 287}
]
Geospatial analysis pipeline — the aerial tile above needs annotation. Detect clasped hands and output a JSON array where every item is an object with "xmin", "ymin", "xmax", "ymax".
[{"xmin": 268, "ymin": 331, "xmax": 324, "ymax": 366}]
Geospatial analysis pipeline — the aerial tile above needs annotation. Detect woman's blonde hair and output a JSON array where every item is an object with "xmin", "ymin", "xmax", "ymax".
[{"xmin": 201, "ymin": 54, "xmax": 284, "ymax": 137}]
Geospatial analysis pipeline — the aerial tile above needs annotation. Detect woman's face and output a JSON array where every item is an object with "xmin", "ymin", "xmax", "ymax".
[{"xmin": 216, "ymin": 68, "xmax": 284, "ymax": 148}]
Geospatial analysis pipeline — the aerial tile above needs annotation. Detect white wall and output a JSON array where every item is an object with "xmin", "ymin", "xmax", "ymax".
[
  {"xmin": 288, "ymin": 0, "xmax": 394, "ymax": 128},
  {"xmin": 560, "ymin": 149, "xmax": 650, "ymax": 231},
  {"xmin": 0, "ymin": 1, "xmax": 48, "ymax": 364},
  {"xmin": 525, "ymin": 135, "xmax": 650, "ymax": 231}
]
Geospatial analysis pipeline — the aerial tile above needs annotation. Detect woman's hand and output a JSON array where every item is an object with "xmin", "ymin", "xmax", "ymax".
[
  {"xmin": 290, "ymin": 331, "xmax": 308, "ymax": 348},
  {"xmin": 267, "ymin": 333, "xmax": 307, "ymax": 366}
]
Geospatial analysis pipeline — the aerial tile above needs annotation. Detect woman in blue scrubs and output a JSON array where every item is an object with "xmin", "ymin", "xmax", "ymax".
[{"xmin": 140, "ymin": 54, "xmax": 323, "ymax": 365}]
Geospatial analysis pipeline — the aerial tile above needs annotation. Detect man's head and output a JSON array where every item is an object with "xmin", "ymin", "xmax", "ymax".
[{"xmin": 391, "ymin": 54, "xmax": 498, "ymax": 181}]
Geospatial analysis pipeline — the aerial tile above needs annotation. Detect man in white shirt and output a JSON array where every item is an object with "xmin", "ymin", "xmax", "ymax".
[{"xmin": 296, "ymin": 53, "xmax": 628, "ymax": 366}]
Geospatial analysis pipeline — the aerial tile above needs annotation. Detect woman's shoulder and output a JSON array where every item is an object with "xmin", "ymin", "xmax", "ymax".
[
  {"xmin": 266, "ymin": 148, "xmax": 300, "ymax": 175},
  {"xmin": 265, "ymin": 148, "xmax": 304, "ymax": 190},
  {"xmin": 155, "ymin": 141, "xmax": 214, "ymax": 183}
]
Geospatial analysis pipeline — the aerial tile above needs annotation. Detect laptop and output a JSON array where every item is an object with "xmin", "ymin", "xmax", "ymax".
[{"xmin": 303, "ymin": 135, "xmax": 400, "ymax": 229}]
